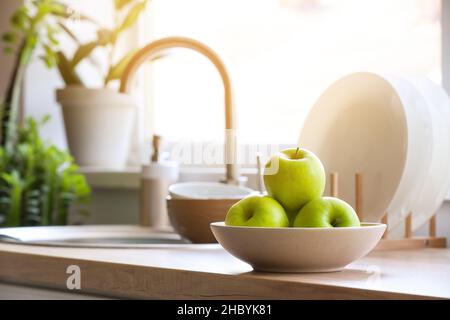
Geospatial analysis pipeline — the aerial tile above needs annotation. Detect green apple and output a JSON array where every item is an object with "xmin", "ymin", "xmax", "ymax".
[
  {"xmin": 263, "ymin": 148, "xmax": 325, "ymax": 215},
  {"xmin": 225, "ymin": 195, "xmax": 289, "ymax": 227},
  {"xmin": 293, "ymin": 197, "xmax": 360, "ymax": 228}
]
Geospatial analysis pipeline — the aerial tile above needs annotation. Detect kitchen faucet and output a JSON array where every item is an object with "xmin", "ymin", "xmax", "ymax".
[{"xmin": 120, "ymin": 37, "xmax": 240, "ymax": 184}]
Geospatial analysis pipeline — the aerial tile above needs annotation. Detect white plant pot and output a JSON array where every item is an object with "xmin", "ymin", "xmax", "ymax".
[{"xmin": 56, "ymin": 86, "xmax": 136, "ymax": 168}]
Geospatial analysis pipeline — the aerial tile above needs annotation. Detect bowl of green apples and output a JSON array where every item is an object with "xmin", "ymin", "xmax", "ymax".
[{"xmin": 210, "ymin": 148, "xmax": 386, "ymax": 273}]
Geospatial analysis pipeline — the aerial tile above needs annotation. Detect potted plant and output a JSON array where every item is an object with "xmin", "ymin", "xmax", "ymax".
[
  {"xmin": 45, "ymin": 0, "xmax": 148, "ymax": 168},
  {"xmin": 0, "ymin": 117, "xmax": 91, "ymax": 226},
  {"xmin": 53, "ymin": 0, "xmax": 151, "ymax": 168},
  {"xmin": 0, "ymin": 0, "xmax": 90, "ymax": 226}
]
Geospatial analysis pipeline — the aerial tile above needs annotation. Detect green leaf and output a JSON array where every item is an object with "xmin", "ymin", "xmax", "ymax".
[
  {"xmin": 20, "ymin": 33, "xmax": 39, "ymax": 65},
  {"xmin": 49, "ymin": 1, "xmax": 67, "ymax": 16},
  {"xmin": 33, "ymin": 1, "xmax": 55, "ymax": 24},
  {"xmin": 39, "ymin": 54, "xmax": 54, "ymax": 68},
  {"xmin": 105, "ymin": 50, "xmax": 137, "ymax": 84},
  {"xmin": 56, "ymin": 51, "xmax": 83, "ymax": 85},
  {"xmin": 40, "ymin": 44, "xmax": 58, "ymax": 68},
  {"xmin": 2, "ymin": 170, "xmax": 24, "ymax": 226},
  {"xmin": 52, "ymin": 3, "xmax": 100, "ymax": 26},
  {"xmin": 11, "ymin": 6, "xmax": 30, "ymax": 31},
  {"xmin": 118, "ymin": 0, "xmax": 147, "ymax": 34},
  {"xmin": 20, "ymin": 45, "xmax": 33, "ymax": 65},
  {"xmin": 97, "ymin": 29, "xmax": 114, "ymax": 46},
  {"xmin": 71, "ymin": 41, "xmax": 98, "ymax": 67},
  {"xmin": 106, "ymin": 49, "xmax": 165, "ymax": 85},
  {"xmin": 58, "ymin": 22, "xmax": 80, "ymax": 44},
  {"xmin": 48, "ymin": 2, "xmax": 73, "ymax": 19},
  {"xmin": 115, "ymin": 0, "xmax": 134, "ymax": 10},
  {"xmin": 46, "ymin": 24, "xmax": 59, "ymax": 45},
  {"xmin": 41, "ymin": 114, "xmax": 51, "ymax": 125},
  {"xmin": 2, "ymin": 32, "xmax": 16, "ymax": 43}
]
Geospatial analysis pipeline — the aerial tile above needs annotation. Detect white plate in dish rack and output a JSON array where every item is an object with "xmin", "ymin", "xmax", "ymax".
[
  {"xmin": 390, "ymin": 77, "xmax": 450, "ymax": 237},
  {"xmin": 299, "ymin": 72, "xmax": 433, "ymax": 229}
]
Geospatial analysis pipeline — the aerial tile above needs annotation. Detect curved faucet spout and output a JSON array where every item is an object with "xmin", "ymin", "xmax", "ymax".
[{"xmin": 120, "ymin": 36, "xmax": 239, "ymax": 184}]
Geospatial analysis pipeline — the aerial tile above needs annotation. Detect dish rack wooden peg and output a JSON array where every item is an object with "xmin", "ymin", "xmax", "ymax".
[{"xmin": 329, "ymin": 172, "xmax": 447, "ymax": 251}]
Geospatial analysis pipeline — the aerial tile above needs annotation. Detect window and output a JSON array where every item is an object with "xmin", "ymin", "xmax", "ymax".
[{"xmin": 139, "ymin": 0, "xmax": 441, "ymax": 147}]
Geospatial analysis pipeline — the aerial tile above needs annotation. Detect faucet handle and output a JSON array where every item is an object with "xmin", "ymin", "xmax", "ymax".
[{"xmin": 151, "ymin": 135, "xmax": 162, "ymax": 163}]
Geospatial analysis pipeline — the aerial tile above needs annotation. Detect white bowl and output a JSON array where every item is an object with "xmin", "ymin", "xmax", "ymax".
[
  {"xmin": 211, "ymin": 222, "xmax": 386, "ymax": 273},
  {"xmin": 299, "ymin": 72, "xmax": 433, "ymax": 229},
  {"xmin": 168, "ymin": 182, "xmax": 254, "ymax": 200}
]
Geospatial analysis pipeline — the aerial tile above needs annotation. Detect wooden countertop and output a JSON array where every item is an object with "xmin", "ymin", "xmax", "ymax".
[{"xmin": 0, "ymin": 228, "xmax": 449, "ymax": 299}]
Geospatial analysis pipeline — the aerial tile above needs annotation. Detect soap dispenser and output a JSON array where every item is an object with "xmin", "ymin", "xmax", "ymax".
[{"xmin": 139, "ymin": 135, "xmax": 179, "ymax": 228}]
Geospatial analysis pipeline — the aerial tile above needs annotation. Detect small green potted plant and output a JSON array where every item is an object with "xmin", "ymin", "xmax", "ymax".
[
  {"xmin": 0, "ymin": 117, "xmax": 91, "ymax": 226},
  {"xmin": 54, "ymin": 0, "xmax": 150, "ymax": 168},
  {"xmin": 0, "ymin": 0, "xmax": 90, "ymax": 227}
]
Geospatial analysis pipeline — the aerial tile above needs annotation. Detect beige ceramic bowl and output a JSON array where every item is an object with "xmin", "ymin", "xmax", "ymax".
[
  {"xmin": 211, "ymin": 222, "xmax": 386, "ymax": 273},
  {"xmin": 167, "ymin": 198, "xmax": 240, "ymax": 243}
]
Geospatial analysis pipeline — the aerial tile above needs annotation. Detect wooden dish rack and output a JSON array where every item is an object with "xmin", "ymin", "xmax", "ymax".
[{"xmin": 329, "ymin": 172, "xmax": 447, "ymax": 251}]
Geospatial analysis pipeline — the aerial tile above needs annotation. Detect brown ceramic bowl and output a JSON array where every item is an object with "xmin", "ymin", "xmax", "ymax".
[{"xmin": 167, "ymin": 197, "xmax": 239, "ymax": 243}]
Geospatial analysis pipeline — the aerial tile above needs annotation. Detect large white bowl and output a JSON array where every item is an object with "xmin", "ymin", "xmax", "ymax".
[
  {"xmin": 299, "ymin": 72, "xmax": 433, "ymax": 229},
  {"xmin": 211, "ymin": 222, "xmax": 386, "ymax": 273},
  {"xmin": 390, "ymin": 77, "xmax": 450, "ymax": 236},
  {"xmin": 168, "ymin": 182, "xmax": 254, "ymax": 200}
]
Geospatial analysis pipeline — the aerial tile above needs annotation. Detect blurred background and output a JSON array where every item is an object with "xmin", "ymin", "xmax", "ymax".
[
  {"xmin": 1, "ymin": 0, "xmax": 442, "ymax": 146},
  {"xmin": 0, "ymin": 0, "xmax": 448, "ymax": 230}
]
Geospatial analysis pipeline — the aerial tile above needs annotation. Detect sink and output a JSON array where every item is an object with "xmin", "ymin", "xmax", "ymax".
[{"xmin": 0, "ymin": 225, "xmax": 191, "ymax": 248}]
